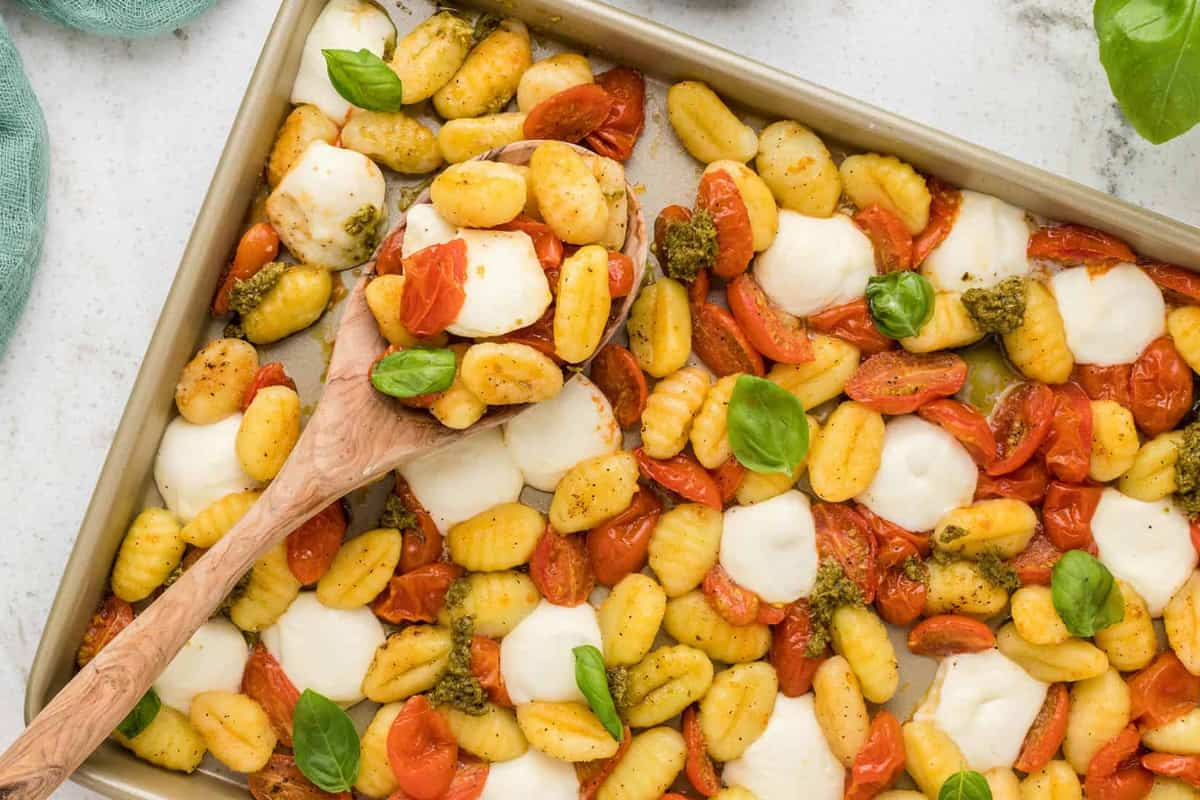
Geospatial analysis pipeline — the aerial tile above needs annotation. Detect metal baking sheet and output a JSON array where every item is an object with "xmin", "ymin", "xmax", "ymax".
[{"xmin": 24, "ymin": 0, "xmax": 1200, "ymax": 797}]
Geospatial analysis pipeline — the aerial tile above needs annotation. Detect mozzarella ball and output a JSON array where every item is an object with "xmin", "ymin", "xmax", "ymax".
[
  {"xmin": 1050, "ymin": 264, "xmax": 1166, "ymax": 366},
  {"xmin": 723, "ymin": 693, "xmax": 844, "ymax": 800},
  {"xmin": 399, "ymin": 428, "xmax": 524, "ymax": 533},
  {"xmin": 720, "ymin": 490, "xmax": 818, "ymax": 603},
  {"xmin": 500, "ymin": 600, "xmax": 603, "ymax": 705},
  {"xmin": 446, "ymin": 229, "xmax": 553, "ymax": 338},
  {"xmin": 921, "ymin": 191, "xmax": 1031, "ymax": 292},
  {"xmin": 153, "ymin": 618, "xmax": 248, "ymax": 715},
  {"xmin": 402, "ymin": 203, "xmax": 458, "ymax": 257},
  {"xmin": 480, "ymin": 748, "xmax": 579, "ymax": 800},
  {"xmin": 155, "ymin": 414, "xmax": 260, "ymax": 523},
  {"xmin": 752, "ymin": 210, "xmax": 875, "ymax": 317},
  {"xmin": 290, "ymin": 0, "xmax": 396, "ymax": 122}
]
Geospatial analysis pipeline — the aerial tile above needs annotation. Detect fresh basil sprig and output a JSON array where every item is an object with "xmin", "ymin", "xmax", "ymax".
[
  {"xmin": 573, "ymin": 645, "xmax": 623, "ymax": 741},
  {"xmin": 322, "ymin": 48, "xmax": 404, "ymax": 112},
  {"xmin": 1051, "ymin": 550, "xmax": 1125, "ymax": 637},
  {"xmin": 726, "ymin": 375, "xmax": 809, "ymax": 474},
  {"xmin": 371, "ymin": 347, "xmax": 457, "ymax": 398},
  {"xmin": 292, "ymin": 689, "xmax": 361, "ymax": 793},
  {"xmin": 116, "ymin": 689, "xmax": 161, "ymax": 739},
  {"xmin": 865, "ymin": 271, "xmax": 935, "ymax": 339},
  {"xmin": 939, "ymin": 768, "xmax": 993, "ymax": 800}
]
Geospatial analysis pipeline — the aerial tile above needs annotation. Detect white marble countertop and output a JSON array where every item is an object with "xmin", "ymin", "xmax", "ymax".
[{"xmin": 2, "ymin": 0, "xmax": 1199, "ymax": 796}]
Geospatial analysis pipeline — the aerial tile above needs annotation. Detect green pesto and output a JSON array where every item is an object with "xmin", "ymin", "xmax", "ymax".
[
  {"xmin": 429, "ymin": 616, "xmax": 488, "ymax": 715},
  {"xmin": 397, "ymin": 176, "xmax": 435, "ymax": 213},
  {"xmin": 902, "ymin": 555, "xmax": 929, "ymax": 585},
  {"xmin": 660, "ymin": 209, "xmax": 717, "ymax": 281},
  {"xmin": 805, "ymin": 560, "xmax": 864, "ymax": 658},
  {"xmin": 939, "ymin": 525, "xmax": 969, "ymax": 544},
  {"xmin": 1175, "ymin": 422, "xmax": 1200, "ymax": 517},
  {"xmin": 961, "ymin": 276, "xmax": 1027, "ymax": 335},
  {"xmin": 342, "ymin": 204, "xmax": 382, "ymax": 263},
  {"xmin": 223, "ymin": 321, "xmax": 247, "ymax": 341},
  {"xmin": 606, "ymin": 666, "xmax": 630, "ymax": 712},
  {"xmin": 974, "ymin": 550, "xmax": 1021, "ymax": 593},
  {"xmin": 472, "ymin": 12, "xmax": 501, "ymax": 44},
  {"xmin": 379, "ymin": 494, "xmax": 417, "ymax": 531},
  {"xmin": 218, "ymin": 572, "xmax": 253, "ymax": 617},
  {"xmin": 229, "ymin": 261, "xmax": 288, "ymax": 316},
  {"xmin": 444, "ymin": 577, "xmax": 471, "ymax": 613}
]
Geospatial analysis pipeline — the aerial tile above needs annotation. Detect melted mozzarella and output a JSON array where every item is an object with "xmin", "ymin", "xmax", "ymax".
[
  {"xmin": 503, "ymin": 376, "xmax": 622, "ymax": 492},
  {"xmin": 720, "ymin": 490, "xmax": 818, "ymax": 603},
  {"xmin": 261, "ymin": 593, "xmax": 385, "ymax": 706},
  {"xmin": 266, "ymin": 140, "xmax": 386, "ymax": 271},
  {"xmin": 752, "ymin": 210, "xmax": 875, "ymax": 317},
  {"xmin": 500, "ymin": 600, "xmax": 603, "ymax": 704},
  {"xmin": 921, "ymin": 191, "xmax": 1031, "ymax": 292},
  {"xmin": 290, "ymin": 0, "xmax": 395, "ymax": 122},
  {"xmin": 153, "ymin": 619, "xmax": 248, "ymax": 715},
  {"xmin": 1050, "ymin": 264, "xmax": 1166, "ymax": 365},
  {"xmin": 399, "ymin": 429, "xmax": 524, "ymax": 533},
  {"xmin": 723, "ymin": 694, "xmax": 844, "ymax": 800},
  {"xmin": 402, "ymin": 204, "xmax": 457, "ymax": 257},
  {"xmin": 1091, "ymin": 488, "xmax": 1197, "ymax": 616},
  {"xmin": 915, "ymin": 649, "xmax": 1048, "ymax": 771},
  {"xmin": 856, "ymin": 415, "xmax": 977, "ymax": 532},
  {"xmin": 154, "ymin": 414, "xmax": 260, "ymax": 523},
  {"xmin": 447, "ymin": 229, "xmax": 553, "ymax": 338},
  {"xmin": 480, "ymin": 748, "xmax": 579, "ymax": 800}
]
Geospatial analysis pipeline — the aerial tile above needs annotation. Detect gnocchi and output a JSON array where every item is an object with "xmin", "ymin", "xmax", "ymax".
[
  {"xmin": 341, "ymin": 110, "xmax": 442, "ymax": 174},
  {"xmin": 241, "ymin": 265, "xmax": 332, "ymax": 345},
  {"xmin": 997, "ymin": 623, "xmax": 1109, "ymax": 683},
  {"xmin": 180, "ymin": 490, "xmax": 260, "ymax": 548},
  {"xmin": 806, "ymin": 400, "xmax": 884, "ymax": 502},
  {"xmin": 228, "ymin": 541, "xmax": 302, "ymax": 632},
  {"xmin": 235, "ymin": 385, "xmax": 301, "ymax": 482},
  {"xmin": 362, "ymin": 625, "xmax": 452, "ymax": 703},
  {"xmin": 640, "ymin": 365, "xmax": 711, "ymax": 459},
  {"xmin": 516, "ymin": 701, "xmax": 620, "ymax": 761},
  {"xmin": 111, "ymin": 508, "xmax": 186, "ymax": 603},
  {"xmin": 437, "ymin": 112, "xmax": 527, "ymax": 164},
  {"xmin": 460, "ymin": 342, "xmax": 564, "ymax": 405},
  {"xmin": 188, "ymin": 691, "xmax": 276, "ymax": 773},
  {"xmin": 447, "ymin": 502, "xmax": 544, "ymax": 572},
  {"xmin": 315, "ymin": 528, "xmax": 402, "ymax": 609},
  {"xmin": 624, "ymin": 644, "xmax": 715, "ymax": 727},
  {"xmin": 1002, "ymin": 279, "xmax": 1074, "ymax": 384},
  {"xmin": 548, "ymin": 451, "xmax": 639, "ymax": 533},
  {"xmin": 1089, "ymin": 399, "xmax": 1140, "ymax": 482},
  {"xmin": 174, "ymin": 338, "xmax": 258, "ymax": 424},
  {"xmin": 647, "ymin": 503, "xmax": 723, "ymax": 597},
  {"xmin": 699, "ymin": 661, "xmax": 777, "ymax": 761},
  {"xmin": 811, "ymin": 655, "xmax": 869, "ymax": 767},
  {"xmin": 755, "ymin": 120, "xmax": 841, "ymax": 217},
  {"xmin": 516, "ymin": 53, "xmax": 593, "ymax": 112},
  {"xmin": 667, "ymin": 81, "xmax": 757, "ymax": 164},
  {"xmin": 767, "ymin": 333, "xmax": 860, "ymax": 410},
  {"xmin": 1165, "ymin": 571, "xmax": 1200, "ymax": 675},
  {"xmin": 433, "ymin": 19, "xmax": 531, "ymax": 119},
  {"xmin": 663, "ymin": 590, "xmax": 771, "ymax": 664},
  {"xmin": 839, "ymin": 153, "xmax": 931, "ymax": 234},
  {"xmin": 430, "ymin": 160, "xmax": 527, "ymax": 228},
  {"xmin": 529, "ymin": 141, "xmax": 609, "ymax": 245},
  {"xmin": 627, "ymin": 278, "xmax": 693, "ymax": 378},
  {"xmin": 598, "ymin": 573, "xmax": 667, "ymax": 666},
  {"xmin": 554, "ymin": 245, "xmax": 612, "ymax": 363},
  {"xmin": 388, "ymin": 11, "xmax": 473, "ymax": 105}
]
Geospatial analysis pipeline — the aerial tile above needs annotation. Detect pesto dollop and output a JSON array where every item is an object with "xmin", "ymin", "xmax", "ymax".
[
  {"xmin": 961, "ymin": 276, "xmax": 1027, "ymax": 334},
  {"xmin": 974, "ymin": 550, "xmax": 1022, "ymax": 593},
  {"xmin": 229, "ymin": 261, "xmax": 288, "ymax": 316},
  {"xmin": 342, "ymin": 204, "xmax": 382, "ymax": 263},
  {"xmin": 1175, "ymin": 421, "xmax": 1200, "ymax": 517},
  {"xmin": 805, "ymin": 560, "xmax": 864, "ymax": 658},
  {"xmin": 379, "ymin": 494, "xmax": 417, "ymax": 531},
  {"xmin": 939, "ymin": 525, "xmax": 969, "ymax": 544},
  {"xmin": 902, "ymin": 555, "xmax": 929, "ymax": 585},
  {"xmin": 659, "ymin": 209, "xmax": 717, "ymax": 281},
  {"xmin": 397, "ymin": 176, "xmax": 435, "ymax": 213},
  {"xmin": 444, "ymin": 577, "xmax": 471, "ymax": 613},
  {"xmin": 606, "ymin": 666, "xmax": 630, "ymax": 712},
  {"xmin": 428, "ymin": 616, "xmax": 488, "ymax": 715}
]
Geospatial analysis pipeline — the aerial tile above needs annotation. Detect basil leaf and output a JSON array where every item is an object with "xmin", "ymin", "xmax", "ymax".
[
  {"xmin": 939, "ymin": 768, "xmax": 993, "ymax": 800},
  {"xmin": 371, "ymin": 347, "xmax": 456, "ymax": 398},
  {"xmin": 322, "ymin": 48, "xmax": 404, "ymax": 112},
  {"xmin": 865, "ymin": 271, "xmax": 935, "ymax": 339},
  {"xmin": 116, "ymin": 690, "xmax": 161, "ymax": 739},
  {"xmin": 293, "ymin": 689, "xmax": 361, "ymax": 793},
  {"xmin": 726, "ymin": 375, "xmax": 809, "ymax": 474},
  {"xmin": 1051, "ymin": 550, "xmax": 1125, "ymax": 637},
  {"xmin": 1095, "ymin": 0, "xmax": 1200, "ymax": 144},
  {"xmin": 573, "ymin": 645, "xmax": 623, "ymax": 741}
]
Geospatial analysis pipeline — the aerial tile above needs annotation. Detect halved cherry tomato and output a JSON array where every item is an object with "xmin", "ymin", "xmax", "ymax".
[
  {"xmin": 76, "ymin": 594, "xmax": 133, "ymax": 668},
  {"xmin": 917, "ymin": 398, "xmax": 996, "ymax": 466},
  {"xmin": 249, "ymin": 753, "xmax": 351, "ymax": 800},
  {"xmin": 702, "ymin": 564, "xmax": 761, "ymax": 626},
  {"xmin": 757, "ymin": 602, "xmax": 786, "ymax": 625},
  {"xmin": 389, "ymin": 758, "xmax": 489, "ymax": 800},
  {"xmin": 654, "ymin": 204, "xmax": 693, "ymax": 274},
  {"xmin": 394, "ymin": 477, "xmax": 445, "ymax": 574},
  {"xmin": 726, "ymin": 273, "xmax": 814, "ymax": 364},
  {"xmin": 1016, "ymin": 683, "xmax": 1070, "ymax": 774},
  {"xmin": 691, "ymin": 301, "xmax": 765, "ymax": 377},
  {"xmin": 845, "ymin": 711, "xmax": 906, "ymax": 800},
  {"xmin": 912, "ymin": 177, "xmax": 962, "ymax": 267},
  {"xmin": 1042, "ymin": 482, "xmax": 1101, "ymax": 551},
  {"xmin": 1131, "ymin": 336, "xmax": 1194, "ymax": 436},
  {"xmin": 877, "ymin": 536, "xmax": 919, "ymax": 571},
  {"xmin": 372, "ymin": 563, "xmax": 463, "ymax": 624},
  {"xmin": 812, "ymin": 503, "xmax": 878, "ymax": 602},
  {"xmin": 1128, "ymin": 651, "xmax": 1200, "ymax": 728},
  {"xmin": 524, "ymin": 83, "xmax": 615, "ymax": 143},
  {"xmin": 682, "ymin": 705, "xmax": 721, "ymax": 797},
  {"xmin": 530, "ymin": 528, "xmax": 594, "ymax": 607},
  {"xmin": 495, "ymin": 216, "xmax": 564, "ymax": 272},
  {"xmin": 1009, "ymin": 531, "xmax": 1064, "ymax": 586},
  {"xmin": 697, "ymin": 169, "xmax": 754, "ymax": 279},
  {"xmin": 771, "ymin": 599, "xmax": 826, "ymax": 696},
  {"xmin": 375, "ymin": 227, "xmax": 405, "ymax": 277},
  {"xmin": 711, "ymin": 457, "xmax": 746, "ymax": 505},
  {"xmin": 285, "ymin": 501, "xmax": 347, "ymax": 585},
  {"xmin": 688, "ymin": 267, "xmax": 711, "ymax": 308},
  {"xmin": 578, "ymin": 725, "xmax": 632, "ymax": 800},
  {"xmin": 213, "ymin": 222, "xmax": 280, "ymax": 315},
  {"xmin": 469, "ymin": 635, "xmax": 512, "ymax": 708},
  {"xmin": 1027, "ymin": 224, "xmax": 1136, "ymax": 265},
  {"xmin": 400, "ymin": 239, "xmax": 468, "ymax": 338},
  {"xmin": 586, "ymin": 490, "xmax": 662, "ymax": 586},
  {"xmin": 634, "ymin": 448, "xmax": 722, "ymax": 509},
  {"xmin": 389, "ymin": 695, "xmax": 459, "ymax": 800},
  {"xmin": 243, "ymin": 363, "xmax": 297, "ymax": 411},
  {"xmin": 907, "ymin": 615, "xmax": 995, "ymax": 656},
  {"xmin": 876, "ymin": 568, "xmax": 927, "ymax": 626},
  {"xmin": 807, "ymin": 298, "xmax": 894, "ymax": 355},
  {"xmin": 987, "ymin": 381, "xmax": 1055, "ymax": 476},
  {"xmin": 854, "ymin": 204, "xmax": 914, "ymax": 273},
  {"xmin": 1085, "ymin": 725, "xmax": 1154, "ymax": 800},
  {"xmin": 591, "ymin": 344, "xmax": 648, "ymax": 429},
  {"xmin": 497, "ymin": 306, "xmax": 561, "ymax": 362},
  {"xmin": 1043, "ymin": 383, "xmax": 1094, "ymax": 483},
  {"xmin": 856, "ymin": 503, "xmax": 932, "ymax": 558},
  {"xmin": 1143, "ymin": 754, "xmax": 1200, "ymax": 789},
  {"xmin": 845, "ymin": 351, "xmax": 968, "ymax": 415},
  {"xmin": 606, "ymin": 251, "xmax": 635, "ymax": 298},
  {"xmin": 1074, "ymin": 363, "xmax": 1133, "ymax": 409},
  {"xmin": 1141, "ymin": 261, "xmax": 1200, "ymax": 304},
  {"xmin": 975, "ymin": 459, "xmax": 1049, "ymax": 504},
  {"xmin": 242, "ymin": 643, "xmax": 301, "ymax": 747},
  {"xmin": 583, "ymin": 67, "xmax": 645, "ymax": 162}
]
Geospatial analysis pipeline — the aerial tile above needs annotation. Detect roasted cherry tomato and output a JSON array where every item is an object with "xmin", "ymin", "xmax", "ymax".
[
  {"xmin": 1043, "ymin": 382, "xmax": 1094, "ymax": 483},
  {"xmin": 1142, "ymin": 754, "xmax": 1200, "ymax": 788},
  {"xmin": 987, "ymin": 381, "xmax": 1055, "ymax": 476},
  {"xmin": 856, "ymin": 503, "xmax": 932, "ymax": 558},
  {"xmin": 917, "ymin": 398, "xmax": 996, "ymax": 466},
  {"xmin": 1085, "ymin": 725, "xmax": 1154, "ymax": 800},
  {"xmin": 702, "ymin": 564, "xmax": 761, "ymax": 626},
  {"xmin": 400, "ymin": 238, "xmax": 468, "ymax": 338},
  {"xmin": 495, "ymin": 216, "xmax": 564, "ymax": 272},
  {"xmin": 807, "ymin": 298, "xmax": 894, "ymax": 355},
  {"xmin": 696, "ymin": 169, "xmax": 754, "ymax": 279},
  {"xmin": 583, "ymin": 67, "xmax": 646, "ymax": 162},
  {"xmin": 911, "ymin": 177, "xmax": 961, "ymax": 267},
  {"xmin": 243, "ymin": 362, "xmax": 297, "ymax": 411},
  {"xmin": 1027, "ymin": 224, "xmax": 1136, "ymax": 265},
  {"xmin": 76, "ymin": 594, "xmax": 133, "ymax": 668},
  {"xmin": 1074, "ymin": 363, "xmax": 1133, "ymax": 409},
  {"xmin": 1141, "ymin": 260, "xmax": 1200, "ymax": 304},
  {"xmin": 907, "ymin": 614, "xmax": 995, "ymax": 656},
  {"xmin": 591, "ymin": 344, "xmax": 648, "ymax": 429},
  {"xmin": 653, "ymin": 204, "xmax": 693, "ymax": 273},
  {"xmin": 845, "ymin": 350, "xmax": 968, "ymax": 415},
  {"xmin": 1128, "ymin": 651, "xmax": 1200, "ymax": 729},
  {"xmin": 812, "ymin": 503, "xmax": 878, "ymax": 602},
  {"xmin": 394, "ymin": 477, "xmax": 445, "ymax": 574},
  {"xmin": 688, "ymin": 267, "xmax": 711, "ymax": 307},
  {"xmin": 1042, "ymin": 482, "xmax": 1101, "ymax": 551},
  {"xmin": 213, "ymin": 222, "xmax": 280, "ymax": 315},
  {"xmin": 771, "ymin": 599, "xmax": 826, "ymax": 696},
  {"xmin": 578, "ymin": 725, "xmax": 632, "ymax": 800},
  {"xmin": 682, "ymin": 704, "xmax": 721, "ymax": 797},
  {"xmin": 726, "ymin": 273, "xmax": 814, "ymax": 364},
  {"xmin": 877, "ymin": 536, "xmax": 919, "ymax": 572},
  {"xmin": 711, "ymin": 457, "xmax": 747, "ymax": 505},
  {"xmin": 285, "ymin": 501, "xmax": 347, "ymax": 585},
  {"xmin": 1015, "ymin": 683, "xmax": 1070, "ymax": 774},
  {"xmin": 1130, "ymin": 336, "xmax": 1194, "ymax": 436},
  {"xmin": 248, "ymin": 753, "xmax": 350, "ymax": 800},
  {"xmin": 242, "ymin": 643, "xmax": 301, "ymax": 747},
  {"xmin": 606, "ymin": 251, "xmax": 636, "ymax": 298},
  {"xmin": 845, "ymin": 711, "xmax": 907, "ymax": 800},
  {"xmin": 691, "ymin": 301, "xmax": 765, "ymax": 377},
  {"xmin": 389, "ymin": 695, "xmax": 459, "ymax": 800},
  {"xmin": 854, "ymin": 204, "xmax": 914, "ymax": 272},
  {"xmin": 375, "ymin": 226, "xmax": 405, "ymax": 277},
  {"xmin": 1009, "ymin": 531, "xmax": 1064, "ymax": 586},
  {"xmin": 469, "ymin": 635, "xmax": 512, "ymax": 708},
  {"xmin": 757, "ymin": 602, "xmax": 787, "ymax": 625},
  {"xmin": 586, "ymin": 490, "xmax": 662, "ymax": 586},
  {"xmin": 530, "ymin": 528, "xmax": 594, "ymax": 607},
  {"xmin": 876, "ymin": 567, "xmax": 927, "ymax": 626},
  {"xmin": 389, "ymin": 757, "xmax": 490, "ymax": 800},
  {"xmin": 372, "ymin": 563, "xmax": 463, "ymax": 624},
  {"xmin": 975, "ymin": 458, "xmax": 1049, "ymax": 504},
  {"xmin": 634, "ymin": 448, "xmax": 722, "ymax": 509},
  {"xmin": 523, "ymin": 83, "xmax": 615, "ymax": 143}
]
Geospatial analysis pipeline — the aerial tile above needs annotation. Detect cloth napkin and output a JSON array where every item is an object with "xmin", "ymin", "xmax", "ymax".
[{"xmin": 0, "ymin": 0, "xmax": 218, "ymax": 358}]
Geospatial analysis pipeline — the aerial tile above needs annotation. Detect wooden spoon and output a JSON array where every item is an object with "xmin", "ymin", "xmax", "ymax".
[{"xmin": 0, "ymin": 140, "xmax": 647, "ymax": 800}]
